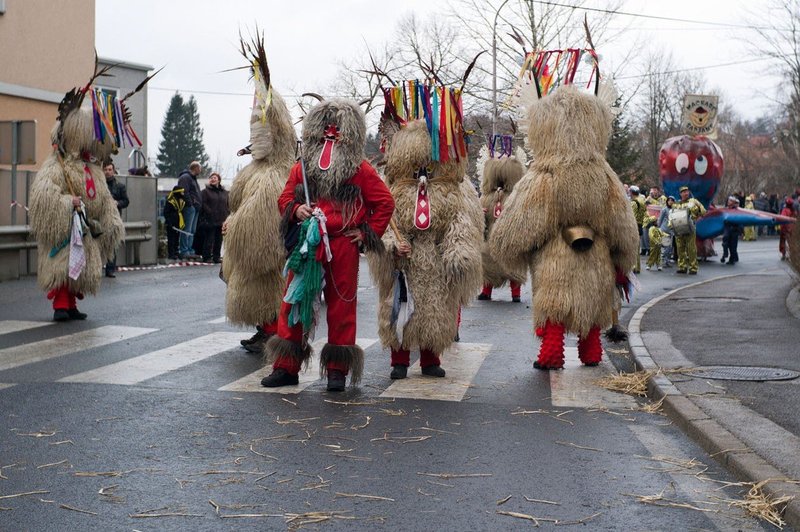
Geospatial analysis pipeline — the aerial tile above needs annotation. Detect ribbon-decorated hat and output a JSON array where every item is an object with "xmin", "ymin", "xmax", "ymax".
[
  {"xmin": 55, "ymin": 56, "xmax": 160, "ymax": 157},
  {"xmin": 380, "ymin": 80, "xmax": 468, "ymax": 164}
]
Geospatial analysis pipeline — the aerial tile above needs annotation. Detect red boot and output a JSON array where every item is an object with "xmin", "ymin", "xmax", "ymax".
[
  {"xmin": 477, "ymin": 284, "xmax": 492, "ymax": 301},
  {"xmin": 578, "ymin": 326, "xmax": 603, "ymax": 366},
  {"xmin": 535, "ymin": 320, "xmax": 565, "ymax": 370}
]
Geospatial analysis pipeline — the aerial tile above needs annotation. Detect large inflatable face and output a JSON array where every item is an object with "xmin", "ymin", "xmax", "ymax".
[
  {"xmin": 659, "ymin": 135, "xmax": 723, "ymax": 208},
  {"xmin": 301, "ymin": 98, "xmax": 366, "ymax": 195}
]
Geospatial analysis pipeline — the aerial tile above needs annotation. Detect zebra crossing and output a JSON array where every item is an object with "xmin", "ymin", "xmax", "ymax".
[{"xmin": 0, "ymin": 319, "xmax": 632, "ymax": 407}]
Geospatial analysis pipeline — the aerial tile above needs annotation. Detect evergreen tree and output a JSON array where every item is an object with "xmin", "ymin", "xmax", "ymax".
[
  {"xmin": 184, "ymin": 96, "xmax": 209, "ymax": 170},
  {"xmin": 606, "ymin": 100, "xmax": 641, "ymax": 183},
  {"xmin": 155, "ymin": 93, "xmax": 209, "ymax": 176}
]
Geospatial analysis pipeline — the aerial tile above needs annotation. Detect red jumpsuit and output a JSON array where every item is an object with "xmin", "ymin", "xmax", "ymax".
[{"xmin": 272, "ymin": 161, "xmax": 394, "ymax": 375}]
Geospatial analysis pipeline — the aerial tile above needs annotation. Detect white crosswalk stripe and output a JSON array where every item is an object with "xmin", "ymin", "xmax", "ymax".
[
  {"xmin": 380, "ymin": 342, "xmax": 492, "ymax": 402},
  {"xmin": 220, "ymin": 338, "xmax": 379, "ymax": 394},
  {"xmin": 59, "ymin": 332, "xmax": 243, "ymax": 385},
  {"xmin": 549, "ymin": 347, "xmax": 637, "ymax": 409},
  {"xmin": 0, "ymin": 322, "xmax": 637, "ymax": 406},
  {"xmin": 0, "ymin": 320, "xmax": 53, "ymax": 336},
  {"xmin": 207, "ymin": 316, "xmax": 227, "ymax": 324},
  {"xmin": 0, "ymin": 326, "xmax": 156, "ymax": 372}
]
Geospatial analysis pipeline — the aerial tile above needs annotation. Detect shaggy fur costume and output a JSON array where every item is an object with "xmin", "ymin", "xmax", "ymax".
[
  {"xmin": 479, "ymin": 149, "xmax": 527, "ymax": 288},
  {"xmin": 264, "ymin": 99, "xmax": 395, "ymax": 385},
  {"xmin": 489, "ymin": 85, "xmax": 639, "ymax": 367},
  {"xmin": 30, "ymin": 108, "xmax": 124, "ymax": 296},
  {"xmin": 368, "ymin": 120, "xmax": 484, "ymax": 356},
  {"xmin": 224, "ymin": 90, "xmax": 295, "ymax": 327}
]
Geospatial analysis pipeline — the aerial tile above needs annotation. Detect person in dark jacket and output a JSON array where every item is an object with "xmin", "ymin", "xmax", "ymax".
[
  {"xmin": 103, "ymin": 162, "xmax": 130, "ymax": 277},
  {"xmin": 163, "ymin": 186, "xmax": 185, "ymax": 260},
  {"xmin": 176, "ymin": 161, "xmax": 203, "ymax": 259},
  {"xmin": 199, "ymin": 172, "xmax": 229, "ymax": 263}
]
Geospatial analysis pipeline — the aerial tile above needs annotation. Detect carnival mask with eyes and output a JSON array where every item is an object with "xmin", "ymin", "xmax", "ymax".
[{"xmin": 659, "ymin": 135, "xmax": 724, "ymax": 209}]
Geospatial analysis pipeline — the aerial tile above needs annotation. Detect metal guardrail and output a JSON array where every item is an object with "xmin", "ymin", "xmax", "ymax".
[{"xmin": 0, "ymin": 221, "xmax": 152, "ymax": 252}]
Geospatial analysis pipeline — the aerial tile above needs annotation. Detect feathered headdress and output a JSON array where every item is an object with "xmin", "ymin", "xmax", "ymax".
[
  {"xmin": 380, "ymin": 80, "xmax": 469, "ymax": 164},
  {"xmin": 54, "ymin": 55, "xmax": 160, "ymax": 157},
  {"xmin": 513, "ymin": 18, "xmax": 619, "ymax": 145}
]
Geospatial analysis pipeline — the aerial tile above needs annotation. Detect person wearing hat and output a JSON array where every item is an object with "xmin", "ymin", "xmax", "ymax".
[
  {"xmin": 629, "ymin": 185, "xmax": 647, "ymax": 273},
  {"xmin": 721, "ymin": 196, "xmax": 742, "ymax": 265},
  {"xmin": 672, "ymin": 186, "xmax": 706, "ymax": 274}
]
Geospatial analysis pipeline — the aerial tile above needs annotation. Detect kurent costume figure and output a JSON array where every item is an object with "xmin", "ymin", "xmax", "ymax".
[
  {"xmin": 223, "ymin": 36, "xmax": 296, "ymax": 352},
  {"xmin": 476, "ymin": 136, "xmax": 527, "ymax": 302},
  {"xmin": 261, "ymin": 98, "xmax": 395, "ymax": 391},
  {"xmin": 29, "ymin": 66, "xmax": 147, "ymax": 321},
  {"xmin": 489, "ymin": 79, "xmax": 639, "ymax": 370},
  {"xmin": 367, "ymin": 81, "xmax": 484, "ymax": 379}
]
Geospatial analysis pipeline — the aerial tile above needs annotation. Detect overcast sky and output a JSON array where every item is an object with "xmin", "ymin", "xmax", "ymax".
[{"xmin": 96, "ymin": 0, "xmax": 781, "ymax": 179}]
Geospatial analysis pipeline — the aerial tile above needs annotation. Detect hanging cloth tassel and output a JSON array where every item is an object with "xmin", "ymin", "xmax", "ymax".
[
  {"xmin": 390, "ymin": 270, "xmax": 415, "ymax": 345},
  {"xmin": 68, "ymin": 210, "xmax": 86, "ymax": 281},
  {"xmin": 283, "ymin": 217, "xmax": 324, "ymax": 333}
]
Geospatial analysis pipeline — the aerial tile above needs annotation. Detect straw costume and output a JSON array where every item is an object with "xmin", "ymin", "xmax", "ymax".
[
  {"xmin": 489, "ymin": 44, "xmax": 639, "ymax": 370},
  {"xmin": 476, "ymin": 135, "xmax": 527, "ymax": 302},
  {"xmin": 261, "ymin": 98, "xmax": 395, "ymax": 391},
  {"xmin": 367, "ymin": 80, "xmax": 484, "ymax": 379},
  {"xmin": 223, "ymin": 35, "xmax": 296, "ymax": 352},
  {"xmin": 29, "ymin": 63, "xmax": 152, "ymax": 321}
]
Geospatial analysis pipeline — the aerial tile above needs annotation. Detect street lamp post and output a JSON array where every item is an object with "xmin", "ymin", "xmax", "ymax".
[{"xmin": 492, "ymin": 0, "xmax": 512, "ymax": 137}]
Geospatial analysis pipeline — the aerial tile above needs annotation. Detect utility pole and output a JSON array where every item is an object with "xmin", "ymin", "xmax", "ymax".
[{"xmin": 492, "ymin": 0, "xmax": 512, "ymax": 137}]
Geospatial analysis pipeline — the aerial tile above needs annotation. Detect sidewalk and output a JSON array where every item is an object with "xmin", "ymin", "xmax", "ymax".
[{"xmin": 628, "ymin": 267, "xmax": 800, "ymax": 530}]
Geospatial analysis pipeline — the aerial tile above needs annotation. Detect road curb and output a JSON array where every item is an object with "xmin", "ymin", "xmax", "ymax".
[
  {"xmin": 627, "ymin": 273, "xmax": 800, "ymax": 530},
  {"xmin": 116, "ymin": 261, "xmax": 216, "ymax": 272}
]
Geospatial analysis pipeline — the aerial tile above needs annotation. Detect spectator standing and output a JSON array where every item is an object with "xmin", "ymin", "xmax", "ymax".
[
  {"xmin": 780, "ymin": 198, "xmax": 796, "ymax": 261},
  {"xmin": 199, "ymin": 172, "xmax": 229, "ymax": 263},
  {"xmin": 176, "ymin": 161, "xmax": 203, "ymax": 260},
  {"xmin": 754, "ymin": 192, "xmax": 770, "ymax": 236},
  {"xmin": 103, "ymin": 162, "xmax": 129, "ymax": 278},
  {"xmin": 163, "ymin": 186, "xmax": 185, "ymax": 260},
  {"xmin": 657, "ymin": 196, "xmax": 676, "ymax": 268},
  {"xmin": 721, "ymin": 196, "xmax": 742, "ymax": 265}
]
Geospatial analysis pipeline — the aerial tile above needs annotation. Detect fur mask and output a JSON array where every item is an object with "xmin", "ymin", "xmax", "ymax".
[
  {"xmin": 384, "ymin": 120, "xmax": 466, "ymax": 187},
  {"xmin": 524, "ymin": 84, "xmax": 612, "ymax": 162},
  {"xmin": 249, "ymin": 90, "xmax": 295, "ymax": 162},
  {"xmin": 301, "ymin": 98, "xmax": 366, "ymax": 200},
  {"xmin": 50, "ymin": 106, "xmax": 112, "ymax": 161}
]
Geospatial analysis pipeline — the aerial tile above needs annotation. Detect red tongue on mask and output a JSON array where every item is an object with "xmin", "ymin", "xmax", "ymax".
[
  {"xmin": 318, "ymin": 124, "xmax": 339, "ymax": 171},
  {"xmin": 494, "ymin": 201, "xmax": 502, "ymax": 219},
  {"xmin": 414, "ymin": 181, "xmax": 430, "ymax": 230},
  {"xmin": 84, "ymin": 165, "xmax": 97, "ymax": 200}
]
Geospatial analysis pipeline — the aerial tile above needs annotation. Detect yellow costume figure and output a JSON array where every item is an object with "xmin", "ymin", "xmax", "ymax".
[
  {"xmin": 743, "ymin": 195, "xmax": 756, "ymax": 241},
  {"xmin": 645, "ymin": 215, "xmax": 663, "ymax": 270},
  {"xmin": 672, "ymin": 186, "xmax": 706, "ymax": 274},
  {"xmin": 630, "ymin": 189, "xmax": 646, "ymax": 273}
]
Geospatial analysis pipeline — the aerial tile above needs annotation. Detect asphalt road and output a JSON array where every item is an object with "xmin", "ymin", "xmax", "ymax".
[{"xmin": 0, "ymin": 237, "xmax": 788, "ymax": 530}]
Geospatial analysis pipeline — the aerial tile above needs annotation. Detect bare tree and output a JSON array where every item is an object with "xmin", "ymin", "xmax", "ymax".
[
  {"xmin": 447, "ymin": 0, "xmax": 626, "ymax": 111},
  {"xmin": 631, "ymin": 48, "xmax": 706, "ymax": 179},
  {"xmin": 746, "ymin": 0, "xmax": 800, "ymax": 179},
  {"xmin": 327, "ymin": 13, "xmax": 478, "ymax": 129}
]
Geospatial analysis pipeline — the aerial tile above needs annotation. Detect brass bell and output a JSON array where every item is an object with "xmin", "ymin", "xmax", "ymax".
[{"xmin": 562, "ymin": 225, "xmax": 594, "ymax": 252}]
